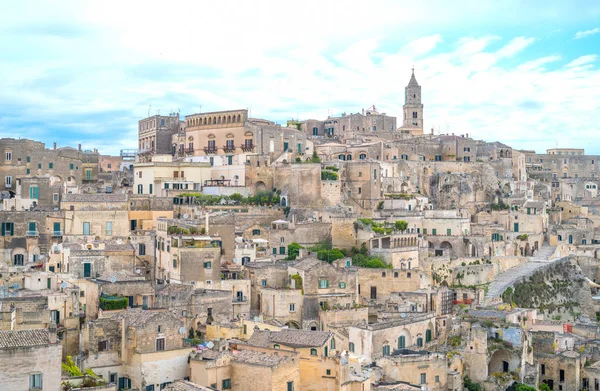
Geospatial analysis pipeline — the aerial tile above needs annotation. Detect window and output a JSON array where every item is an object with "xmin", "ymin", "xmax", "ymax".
[
  {"xmin": 398, "ymin": 336, "xmax": 406, "ymax": 349},
  {"xmin": 203, "ymin": 261, "xmax": 212, "ymax": 269},
  {"xmin": 426, "ymin": 329, "xmax": 432, "ymax": 342},
  {"xmin": 287, "ymin": 381, "xmax": 294, "ymax": 391},
  {"xmin": 252, "ymin": 228, "xmax": 260, "ymax": 235},
  {"xmin": 53, "ymin": 193, "xmax": 59, "ymax": 202},
  {"xmin": 149, "ymin": 184, "xmax": 153, "ymax": 194},
  {"xmin": 14, "ymin": 254, "xmax": 24, "ymax": 266},
  {"xmin": 382, "ymin": 345, "xmax": 390, "ymax": 356},
  {"xmin": 83, "ymin": 222, "xmax": 91, "ymax": 235},
  {"xmin": 29, "ymin": 186, "xmax": 39, "ymax": 199},
  {"xmin": 156, "ymin": 338, "xmax": 165, "ymax": 351},
  {"xmin": 5, "ymin": 151, "xmax": 11, "ymax": 161},
  {"xmin": 423, "ymin": 228, "xmax": 427, "ymax": 235},
  {"xmin": 417, "ymin": 336, "xmax": 423, "ymax": 347},
  {"xmin": 541, "ymin": 364, "xmax": 545, "ymax": 375},
  {"xmin": 447, "ymin": 228, "xmax": 451, "ymax": 236},
  {"xmin": 261, "ymin": 279, "xmax": 267, "ymax": 286},
  {"xmin": 289, "ymin": 303, "xmax": 295, "ymax": 312},
  {"xmin": 137, "ymin": 184, "xmax": 143, "ymax": 194},
  {"xmin": 382, "ymin": 272, "xmax": 386, "ymax": 277},
  {"xmin": 106, "ymin": 221, "xmax": 113, "ymax": 236},
  {"xmin": 37, "ymin": 163, "xmax": 41, "ymax": 169},
  {"xmin": 432, "ymin": 228, "xmax": 437, "ymax": 235},
  {"xmin": 339, "ymin": 282, "xmax": 346, "ymax": 289},
  {"xmin": 49, "ymin": 162, "xmax": 54, "ymax": 169},
  {"xmin": 222, "ymin": 379, "xmax": 231, "ymax": 390},
  {"xmin": 359, "ymin": 153, "xmax": 367, "ymax": 160},
  {"xmin": 349, "ymin": 342, "xmax": 355, "ymax": 352},
  {"xmin": 5, "ymin": 175, "xmax": 12, "ymax": 187},
  {"xmin": 30, "ymin": 373, "xmax": 42, "ymax": 389},
  {"xmin": 310, "ymin": 348, "xmax": 318, "ymax": 356},
  {"xmin": 313, "ymin": 127, "xmax": 318, "ymax": 136},
  {"xmin": 26, "ymin": 156, "xmax": 30, "ymax": 162},
  {"xmin": 26, "ymin": 168, "xmax": 30, "ymax": 174},
  {"xmin": 98, "ymin": 340, "xmax": 109, "ymax": 351},
  {"xmin": 420, "ymin": 373, "xmax": 426, "ymax": 384},
  {"xmin": 1, "ymin": 222, "xmax": 14, "ymax": 236},
  {"xmin": 279, "ymin": 246, "xmax": 286, "ymax": 255},
  {"xmin": 138, "ymin": 243, "xmax": 146, "ymax": 255},
  {"xmin": 318, "ymin": 279, "xmax": 329, "ymax": 289}
]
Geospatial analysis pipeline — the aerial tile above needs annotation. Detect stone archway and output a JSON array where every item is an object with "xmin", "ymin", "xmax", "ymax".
[
  {"xmin": 488, "ymin": 349, "xmax": 520, "ymax": 374},
  {"xmin": 254, "ymin": 181, "xmax": 267, "ymax": 193},
  {"xmin": 286, "ymin": 321, "xmax": 300, "ymax": 329}
]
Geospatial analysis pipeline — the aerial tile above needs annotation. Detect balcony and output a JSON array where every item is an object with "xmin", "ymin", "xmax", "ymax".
[
  {"xmin": 223, "ymin": 144, "xmax": 236, "ymax": 153},
  {"xmin": 186, "ymin": 148, "xmax": 195, "ymax": 154},
  {"xmin": 203, "ymin": 147, "xmax": 217, "ymax": 154},
  {"xmin": 51, "ymin": 231, "xmax": 63, "ymax": 237},
  {"xmin": 233, "ymin": 296, "xmax": 248, "ymax": 304},
  {"xmin": 26, "ymin": 231, "xmax": 39, "ymax": 237},
  {"xmin": 241, "ymin": 143, "xmax": 254, "ymax": 152}
]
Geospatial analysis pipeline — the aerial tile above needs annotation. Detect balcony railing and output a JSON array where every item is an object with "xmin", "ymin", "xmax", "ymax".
[
  {"xmin": 223, "ymin": 145, "xmax": 236, "ymax": 153},
  {"xmin": 233, "ymin": 296, "xmax": 248, "ymax": 303},
  {"xmin": 26, "ymin": 230, "xmax": 39, "ymax": 237},
  {"xmin": 241, "ymin": 144, "xmax": 254, "ymax": 152},
  {"xmin": 51, "ymin": 231, "xmax": 63, "ymax": 237},
  {"xmin": 186, "ymin": 148, "xmax": 195, "ymax": 154},
  {"xmin": 203, "ymin": 147, "xmax": 217, "ymax": 154}
]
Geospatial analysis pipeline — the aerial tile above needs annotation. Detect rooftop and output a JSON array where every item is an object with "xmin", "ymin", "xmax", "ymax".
[
  {"xmin": 232, "ymin": 349, "xmax": 295, "ymax": 367},
  {"xmin": 164, "ymin": 380, "xmax": 216, "ymax": 391},
  {"xmin": 0, "ymin": 329, "xmax": 52, "ymax": 349},
  {"xmin": 62, "ymin": 193, "xmax": 128, "ymax": 202},
  {"xmin": 247, "ymin": 329, "xmax": 332, "ymax": 348}
]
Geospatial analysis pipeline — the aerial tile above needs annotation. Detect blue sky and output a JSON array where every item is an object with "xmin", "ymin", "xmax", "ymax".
[{"xmin": 1, "ymin": 0, "xmax": 599, "ymax": 155}]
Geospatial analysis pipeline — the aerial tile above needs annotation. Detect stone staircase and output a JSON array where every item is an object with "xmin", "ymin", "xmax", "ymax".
[{"xmin": 482, "ymin": 245, "xmax": 559, "ymax": 306}]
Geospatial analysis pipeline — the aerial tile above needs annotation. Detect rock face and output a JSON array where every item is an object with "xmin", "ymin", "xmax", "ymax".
[{"xmin": 501, "ymin": 258, "xmax": 595, "ymax": 321}]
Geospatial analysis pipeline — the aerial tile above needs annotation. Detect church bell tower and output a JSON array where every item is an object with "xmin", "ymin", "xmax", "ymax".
[{"xmin": 401, "ymin": 68, "xmax": 424, "ymax": 135}]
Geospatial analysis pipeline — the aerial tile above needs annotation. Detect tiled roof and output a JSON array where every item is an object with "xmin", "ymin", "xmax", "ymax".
[
  {"xmin": 291, "ymin": 257, "xmax": 322, "ymax": 271},
  {"xmin": 163, "ymin": 380, "xmax": 216, "ymax": 391},
  {"xmin": 111, "ymin": 308, "xmax": 177, "ymax": 327},
  {"xmin": 248, "ymin": 329, "xmax": 331, "ymax": 348},
  {"xmin": 62, "ymin": 193, "xmax": 128, "ymax": 202},
  {"xmin": 0, "ymin": 329, "xmax": 51, "ymax": 349}
]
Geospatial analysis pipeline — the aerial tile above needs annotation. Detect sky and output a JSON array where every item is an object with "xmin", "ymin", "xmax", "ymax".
[{"xmin": 1, "ymin": 0, "xmax": 600, "ymax": 155}]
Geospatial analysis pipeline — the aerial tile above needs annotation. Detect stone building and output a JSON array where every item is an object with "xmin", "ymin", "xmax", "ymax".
[
  {"xmin": 61, "ymin": 193, "xmax": 130, "ymax": 239},
  {"xmin": 376, "ymin": 349, "xmax": 448, "ymax": 391},
  {"xmin": 133, "ymin": 155, "xmax": 211, "ymax": 196},
  {"xmin": 190, "ymin": 348, "xmax": 301, "ymax": 391},
  {"xmin": 81, "ymin": 308, "xmax": 192, "ymax": 389},
  {"xmin": 138, "ymin": 112, "xmax": 184, "ymax": 162},
  {"xmin": 0, "ymin": 328, "xmax": 62, "ymax": 391}
]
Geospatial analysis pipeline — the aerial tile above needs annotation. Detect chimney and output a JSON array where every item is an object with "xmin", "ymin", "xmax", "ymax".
[
  {"xmin": 78, "ymin": 144, "xmax": 82, "ymax": 151},
  {"xmin": 53, "ymin": 142, "xmax": 56, "ymax": 150},
  {"xmin": 48, "ymin": 323, "xmax": 57, "ymax": 344}
]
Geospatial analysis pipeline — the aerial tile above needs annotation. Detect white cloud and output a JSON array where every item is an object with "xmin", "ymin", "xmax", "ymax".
[
  {"xmin": 566, "ymin": 55, "xmax": 598, "ymax": 68},
  {"xmin": 1, "ymin": 1, "xmax": 600, "ymax": 154},
  {"xmin": 574, "ymin": 27, "xmax": 600, "ymax": 39}
]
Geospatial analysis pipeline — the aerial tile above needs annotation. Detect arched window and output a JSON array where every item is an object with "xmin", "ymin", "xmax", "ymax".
[
  {"xmin": 398, "ymin": 336, "xmax": 406, "ymax": 349},
  {"xmin": 347, "ymin": 154, "xmax": 352, "ymax": 161},
  {"xmin": 426, "ymin": 329, "xmax": 432, "ymax": 342},
  {"xmin": 338, "ymin": 154, "xmax": 346, "ymax": 160},
  {"xmin": 417, "ymin": 336, "xmax": 423, "ymax": 347},
  {"xmin": 359, "ymin": 153, "xmax": 367, "ymax": 160},
  {"xmin": 330, "ymin": 338, "xmax": 335, "ymax": 350},
  {"xmin": 310, "ymin": 348, "xmax": 317, "ymax": 356},
  {"xmin": 274, "ymin": 344, "xmax": 280, "ymax": 349},
  {"xmin": 237, "ymin": 114, "xmax": 241, "ymax": 122},
  {"xmin": 558, "ymin": 235, "xmax": 562, "ymax": 241},
  {"xmin": 212, "ymin": 117, "xmax": 216, "ymax": 124},
  {"xmin": 173, "ymin": 259, "xmax": 177, "ymax": 268}
]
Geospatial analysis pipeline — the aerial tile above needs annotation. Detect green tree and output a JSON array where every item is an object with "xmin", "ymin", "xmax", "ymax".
[
  {"xmin": 286, "ymin": 242, "xmax": 303, "ymax": 260},
  {"xmin": 515, "ymin": 384, "xmax": 537, "ymax": 391},
  {"xmin": 539, "ymin": 383, "xmax": 551, "ymax": 391},
  {"xmin": 311, "ymin": 150, "xmax": 321, "ymax": 163},
  {"xmin": 394, "ymin": 220, "xmax": 408, "ymax": 232}
]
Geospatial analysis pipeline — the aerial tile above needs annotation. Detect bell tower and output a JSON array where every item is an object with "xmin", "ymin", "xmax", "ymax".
[{"xmin": 401, "ymin": 68, "xmax": 424, "ymax": 135}]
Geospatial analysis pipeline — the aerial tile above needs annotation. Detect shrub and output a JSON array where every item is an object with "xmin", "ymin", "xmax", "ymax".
[
  {"xmin": 285, "ymin": 242, "xmax": 303, "ymax": 260},
  {"xmin": 100, "ymin": 296, "xmax": 128, "ymax": 311},
  {"xmin": 321, "ymin": 170, "xmax": 339, "ymax": 180}
]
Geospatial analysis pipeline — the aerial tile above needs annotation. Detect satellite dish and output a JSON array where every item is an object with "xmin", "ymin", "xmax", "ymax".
[
  {"xmin": 109, "ymin": 276, "xmax": 117, "ymax": 284},
  {"xmin": 121, "ymin": 189, "xmax": 126, "ymax": 194},
  {"xmin": 206, "ymin": 341, "xmax": 215, "ymax": 349},
  {"xmin": 60, "ymin": 282, "xmax": 68, "ymax": 289},
  {"xmin": 179, "ymin": 327, "xmax": 186, "ymax": 335},
  {"xmin": 400, "ymin": 313, "xmax": 407, "ymax": 318},
  {"xmin": 183, "ymin": 214, "xmax": 189, "ymax": 219},
  {"xmin": 135, "ymin": 269, "xmax": 141, "ymax": 274}
]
